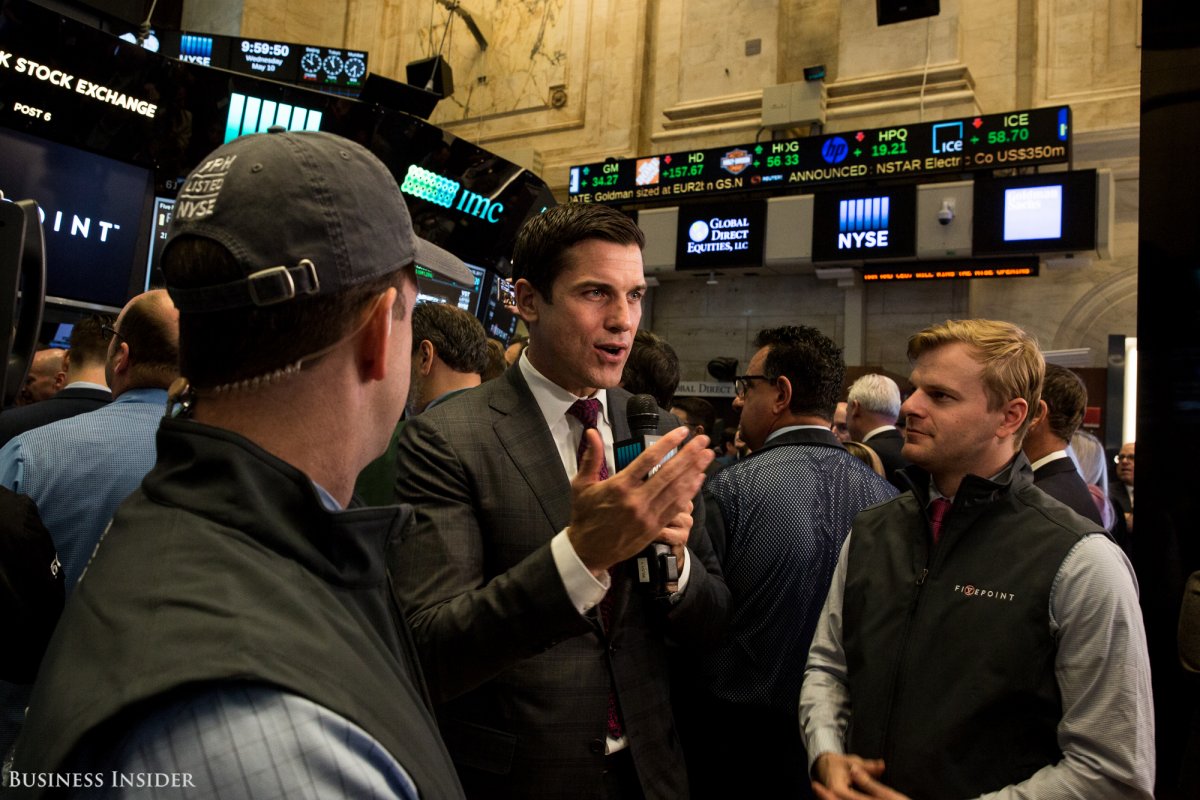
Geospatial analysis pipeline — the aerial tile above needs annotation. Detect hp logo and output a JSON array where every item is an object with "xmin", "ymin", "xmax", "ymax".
[{"xmin": 821, "ymin": 137, "xmax": 849, "ymax": 165}]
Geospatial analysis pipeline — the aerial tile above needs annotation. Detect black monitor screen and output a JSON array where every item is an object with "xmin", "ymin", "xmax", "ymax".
[
  {"xmin": 675, "ymin": 200, "xmax": 766, "ymax": 270},
  {"xmin": 973, "ymin": 170, "xmax": 1097, "ymax": 256},
  {"xmin": 0, "ymin": 126, "xmax": 153, "ymax": 310},
  {"xmin": 812, "ymin": 185, "xmax": 917, "ymax": 262},
  {"xmin": 415, "ymin": 261, "xmax": 486, "ymax": 314},
  {"xmin": 479, "ymin": 271, "xmax": 520, "ymax": 343}
]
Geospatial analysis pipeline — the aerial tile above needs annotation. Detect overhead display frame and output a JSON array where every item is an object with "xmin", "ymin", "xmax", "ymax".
[{"xmin": 569, "ymin": 106, "xmax": 1070, "ymax": 205}]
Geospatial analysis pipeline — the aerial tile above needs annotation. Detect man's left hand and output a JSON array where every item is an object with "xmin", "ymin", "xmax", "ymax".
[
  {"xmin": 813, "ymin": 765, "xmax": 911, "ymax": 800},
  {"xmin": 659, "ymin": 505, "xmax": 692, "ymax": 593}
]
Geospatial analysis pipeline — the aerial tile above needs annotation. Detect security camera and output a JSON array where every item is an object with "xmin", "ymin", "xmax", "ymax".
[{"xmin": 937, "ymin": 199, "xmax": 955, "ymax": 226}]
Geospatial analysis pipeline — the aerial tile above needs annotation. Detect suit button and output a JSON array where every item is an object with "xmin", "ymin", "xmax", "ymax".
[{"xmin": 589, "ymin": 739, "xmax": 604, "ymax": 755}]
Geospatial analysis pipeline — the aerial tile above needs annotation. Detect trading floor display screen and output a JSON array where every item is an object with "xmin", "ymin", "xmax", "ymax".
[{"xmin": 569, "ymin": 107, "xmax": 1070, "ymax": 205}]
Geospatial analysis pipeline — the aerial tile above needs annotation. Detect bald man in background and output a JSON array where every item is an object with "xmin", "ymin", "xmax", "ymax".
[
  {"xmin": 15, "ymin": 349, "xmax": 66, "ymax": 407},
  {"xmin": 0, "ymin": 290, "xmax": 179, "ymax": 590}
]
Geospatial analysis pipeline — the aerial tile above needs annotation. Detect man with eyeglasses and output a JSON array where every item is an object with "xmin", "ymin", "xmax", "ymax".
[
  {"xmin": 691, "ymin": 326, "xmax": 895, "ymax": 798},
  {"xmin": 0, "ymin": 290, "xmax": 178, "ymax": 592},
  {"xmin": 1111, "ymin": 442, "xmax": 1135, "ymax": 532}
]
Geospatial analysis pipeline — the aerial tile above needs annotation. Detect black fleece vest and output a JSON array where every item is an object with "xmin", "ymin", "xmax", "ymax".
[
  {"xmin": 842, "ymin": 462, "xmax": 1093, "ymax": 799},
  {"xmin": 10, "ymin": 420, "xmax": 464, "ymax": 800}
]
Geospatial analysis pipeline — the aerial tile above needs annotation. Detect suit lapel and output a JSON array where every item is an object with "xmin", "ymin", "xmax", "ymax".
[{"xmin": 491, "ymin": 368, "xmax": 574, "ymax": 533}]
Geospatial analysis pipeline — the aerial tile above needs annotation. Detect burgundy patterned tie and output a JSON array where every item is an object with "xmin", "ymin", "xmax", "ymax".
[
  {"xmin": 567, "ymin": 399, "xmax": 609, "ymax": 480},
  {"xmin": 928, "ymin": 497, "xmax": 952, "ymax": 545},
  {"xmin": 565, "ymin": 398, "xmax": 622, "ymax": 738}
]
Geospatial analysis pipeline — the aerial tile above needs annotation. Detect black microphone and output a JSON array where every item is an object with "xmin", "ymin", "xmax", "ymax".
[{"xmin": 613, "ymin": 394, "xmax": 680, "ymax": 597}]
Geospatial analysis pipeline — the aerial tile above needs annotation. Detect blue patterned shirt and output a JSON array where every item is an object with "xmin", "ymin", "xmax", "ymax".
[
  {"xmin": 701, "ymin": 426, "xmax": 897, "ymax": 713},
  {"xmin": 0, "ymin": 388, "xmax": 167, "ymax": 590}
]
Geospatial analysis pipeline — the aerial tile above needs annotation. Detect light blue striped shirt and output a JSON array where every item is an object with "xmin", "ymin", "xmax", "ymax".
[{"xmin": 0, "ymin": 388, "xmax": 167, "ymax": 590}]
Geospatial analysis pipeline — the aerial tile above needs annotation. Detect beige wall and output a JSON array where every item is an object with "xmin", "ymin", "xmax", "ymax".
[{"xmin": 195, "ymin": 0, "xmax": 1141, "ymax": 377}]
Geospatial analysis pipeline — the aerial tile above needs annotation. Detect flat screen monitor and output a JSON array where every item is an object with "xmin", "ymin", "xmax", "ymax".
[
  {"xmin": 479, "ymin": 271, "xmax": 520, "ymax": 343},
  {"xmin": 812, "ymin": 185, "xmax": 917, "ymax": 262},
  {"xmin": 972, "ymin": 170, "xmax": 1097, "ymax": 256},
  {"xmin": 674, "ymin": 200, "xmax": 766, "ymax": 270},
  {"xmin": 0, "ymin": 126, "xmax": 154, "ymax": 311},
  {"xmin": 415, "ymin": 261, "xmax": 486, "ymax": 314}
]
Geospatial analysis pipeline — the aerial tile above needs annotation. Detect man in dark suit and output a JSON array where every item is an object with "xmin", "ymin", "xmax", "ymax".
[
  {"xmin": 0, "ymin": 317, "xmax": 112, "ymax": 446},
  {"xmin": 1021, "ymin": 364, "xmax": 1104, "ymax": 526},
  {"xmin": 392, "ymin": 203, "xmax": 729, "ymax": 800},
  {"xmin": 846, "ymin": 373, "xmax": 909, "ymax": 490}
]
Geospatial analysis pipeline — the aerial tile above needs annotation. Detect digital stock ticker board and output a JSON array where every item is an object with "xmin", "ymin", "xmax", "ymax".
[{"xmin": 568, "ymin": 107, "xmax": 1071, "ymax": 205}]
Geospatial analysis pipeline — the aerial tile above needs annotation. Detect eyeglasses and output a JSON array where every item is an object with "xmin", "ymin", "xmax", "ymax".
[
  {"xmin": 101, "ymin": 324, "xmax": 125, "ymax": 343},
  {"xmin": 1114, "ymin": 453, "xmax": 1135, "ymax": 464},
  {"xmin": 734, "ymin": 374, "xmax": 771, "ymax": 398}
]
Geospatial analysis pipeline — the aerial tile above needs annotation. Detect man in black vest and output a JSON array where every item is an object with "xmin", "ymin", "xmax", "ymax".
[
  {"xmin": 9, "ymin": 131, "xmax": 469, "ymax": 799},
  {"xmin": 800, "ymin": 319, "xmax": 1154, "ymax": 800}
]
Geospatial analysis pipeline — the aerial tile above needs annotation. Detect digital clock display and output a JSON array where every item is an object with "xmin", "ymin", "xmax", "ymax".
[
  {"xmin": 568, "ymin": 106, "xmax": 1071, "ymax": 206},
  {"xmin": 161, "ymin": 31, "xmax": 369, "ymax": 89}
]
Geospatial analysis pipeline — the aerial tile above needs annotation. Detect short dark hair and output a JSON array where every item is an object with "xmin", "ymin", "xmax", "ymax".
[
  {"xmin": 621, "ymin": 330, "xmax": 680, "ymax": 409},
  {"xmin": 162, "ymin": 237, "xmax": 408, "ymax": 389},
  {"xmin": 1041, "ymin": 364, "xmax": 1087, "ymax": 441},
  {"xmin": 671, "ymin": 396, "xmax": 716, "ymax": 437},
  {"xmin": 68, "ymin": 315, "xmax": 114, "ymax": 367},
  {"xmin": 118, "ymin": 294, "xmax": 179, "ymax": 389},
  {"xmin": 482, "ymin": 339, "xmax": 507, "ymax": 382},
  {"xmin": 510, "ymin": 204, "xmax": 644, "ymax": 300},
  {"xmin": 753, "ymin": 325, "xmax": 845, "ymax": 420},
  {"xmin": 412, "ymin": 302, "xmax": 489, "ymax": 375}
]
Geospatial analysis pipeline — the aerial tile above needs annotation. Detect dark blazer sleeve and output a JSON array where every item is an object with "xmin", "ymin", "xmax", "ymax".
[{"xmin": 390, "ymin": 407, "xmax": 594, "ymax": 703}]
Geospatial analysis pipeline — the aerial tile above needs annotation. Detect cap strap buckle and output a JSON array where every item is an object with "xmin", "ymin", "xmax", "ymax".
[{"xmin": 246, "ymin": 259, "xmax": 320, "ymax": 306}]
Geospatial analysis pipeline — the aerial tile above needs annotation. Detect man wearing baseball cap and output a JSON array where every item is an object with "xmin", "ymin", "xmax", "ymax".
[{"xmin": 9, "ymin": 130, "xmax": 467, "ymax": 799}]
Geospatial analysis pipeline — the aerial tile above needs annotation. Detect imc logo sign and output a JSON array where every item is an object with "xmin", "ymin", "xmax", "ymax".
[
  {"xmin": 400, "ymin": 165, "xmax": 504, "ymax": 224},
  {"xmin": 838, "ymin": 196, "xmax": 891, "ymax": 249},
  {"xmin": 224, "ymin": 92, "xmax": 322, "ymax": 142}
]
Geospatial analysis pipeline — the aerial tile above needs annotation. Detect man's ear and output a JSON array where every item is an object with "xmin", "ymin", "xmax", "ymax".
[
  {"xmin": 1028, "ymin": 399, "xmax": 1049, "ymax": 431},
  {"xmin": 418, "ymin": 339, "xmax": 436, "ymax": 376},
  {"xmin": 773, "ymin": 375, "xmax": 793, "ymax": 416},
  {"xmin": 998, "ymin": 397, "xmax": 1030, "ymax": 440},
  {"xmin": 514, "ymin": 278, "xmax": 541, "ymax": 324},
  {"xmin": 111, "ymin": 342, "xmax": 132, "ymax": 377},
  {"xmin": 360, "ymin": 289, "xmax": 397, "ymax": 382}
]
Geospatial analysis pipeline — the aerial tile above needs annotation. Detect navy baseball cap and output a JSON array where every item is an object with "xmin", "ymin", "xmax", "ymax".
[{"xmin": 162, "ymin": 129, "xmax": 472, "ymax": 312}]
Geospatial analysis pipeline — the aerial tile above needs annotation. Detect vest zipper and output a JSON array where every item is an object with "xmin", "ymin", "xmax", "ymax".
[{"xmin": 877, "ymin": 527, "xmax": 931, "ymax": 768}]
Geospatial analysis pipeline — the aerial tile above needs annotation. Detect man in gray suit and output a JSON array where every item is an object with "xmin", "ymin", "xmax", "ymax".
[{"xmin": 393, "ymin": 203, "xmax": 729, "ymax": 799}]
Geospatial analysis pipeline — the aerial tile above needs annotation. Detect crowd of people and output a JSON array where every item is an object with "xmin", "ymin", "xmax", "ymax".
[{"xmin": 0, "ymin": 130, "xmax": 1155, "ymax": 799}]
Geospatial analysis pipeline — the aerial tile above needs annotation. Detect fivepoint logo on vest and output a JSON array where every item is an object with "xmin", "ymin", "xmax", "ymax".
[
  {"xmin": 953, "ymin": 583, "xmax": 1017, "ymax": 603},
  {"xmin": 838, "ymin": 196, "xmax": 891, "ymax": 250}
]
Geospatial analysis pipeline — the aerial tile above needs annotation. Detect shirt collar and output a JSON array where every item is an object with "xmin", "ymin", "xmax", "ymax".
[
  {"xmin": 1028, "ymin": 449, "xmax": 1071, "ymax": 472},
  {"xmin": 518, "ymin": 349, "xmax": 611, "ymax": 430},
  {"xmin": 862, "ymin": 424, "xmax": 897, "ymax": 441},
  {"xmin": 63, "ymin": 380, "xmax": 110, "ymax": 393},
  {"xmin": 766, "ymin": 424, "xmax": 831, "ymax": 444}
]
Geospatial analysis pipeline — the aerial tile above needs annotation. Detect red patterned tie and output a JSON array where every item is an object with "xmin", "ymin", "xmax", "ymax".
[
  {"xmin": 929, "ymin": 497, "xmax": 952, "ymax": 545},
  {"xmin": 567, "ymin": 399, "xmax": 609, "ymax": 480},
  {"xmin": 566, "ymin": 398, "xmax": 622, "ymax": 738}
]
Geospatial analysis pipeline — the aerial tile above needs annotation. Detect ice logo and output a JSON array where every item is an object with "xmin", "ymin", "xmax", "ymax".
[{"xmin": 688, "ymin": 220, "xmax": 710, "ymax": 243}]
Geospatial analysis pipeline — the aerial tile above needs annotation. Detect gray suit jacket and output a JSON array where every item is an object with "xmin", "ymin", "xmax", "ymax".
[{"xmin": 391, "ymin": 366, "xmax": 730, "ymax": 800}]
